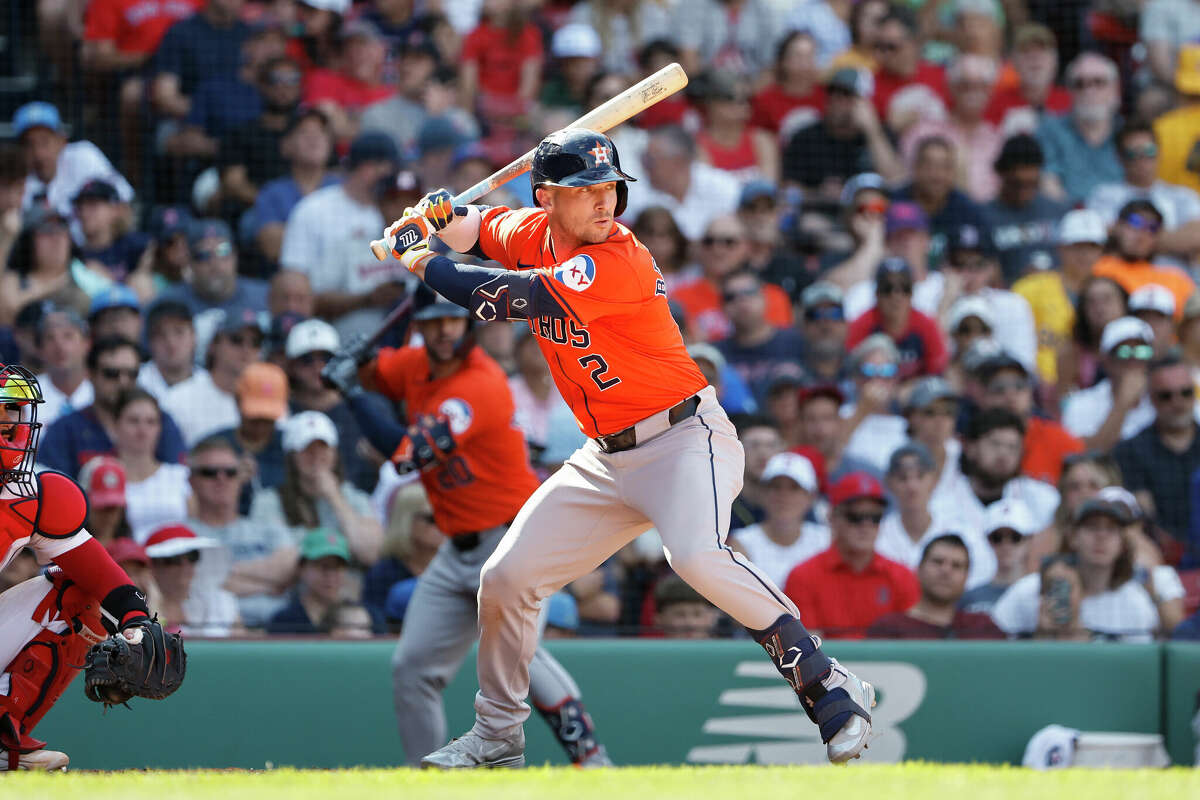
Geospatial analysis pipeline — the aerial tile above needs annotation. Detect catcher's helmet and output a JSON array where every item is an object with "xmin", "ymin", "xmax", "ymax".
[
  {"xmin": 530, "ymin": 128, "xmax": 636, "ymax": 216},
  {"xmin": 0, "ymin": 364, "xmax": 43, "ymax": 497}
]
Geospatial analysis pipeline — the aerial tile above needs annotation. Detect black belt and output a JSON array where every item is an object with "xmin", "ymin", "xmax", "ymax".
[{"xmin": 595, "ymin": 395, "xmax": 700, "ymax": 455}]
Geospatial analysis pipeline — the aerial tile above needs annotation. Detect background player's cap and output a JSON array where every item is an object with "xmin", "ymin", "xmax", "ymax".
[
  {"xmin": 760, "ymin": 452, "xmax": 818, "ymax": 493},
  {"xmin": 828, "ymin": 471, "xmax": 886, "ymax": 508},
  {"xmin": 283, "ymin": 410, "xmax": 339, "ymax": 453}
]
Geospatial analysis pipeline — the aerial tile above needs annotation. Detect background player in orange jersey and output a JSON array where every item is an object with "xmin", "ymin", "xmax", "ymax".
[
  {"xmin": 384, "ymin": 128, "xmax": 875, "ymax": 770},
  {"xmin": 323, "ymin": 291, "xmax": 611, "ymax": 767}
]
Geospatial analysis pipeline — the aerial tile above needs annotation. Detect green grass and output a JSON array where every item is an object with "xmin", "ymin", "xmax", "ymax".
[{"xmin": 6, "ymin": 764, "xmax": 1200, "ymax": 800}]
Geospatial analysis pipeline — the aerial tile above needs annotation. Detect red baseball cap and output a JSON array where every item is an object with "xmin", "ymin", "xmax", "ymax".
[
  {"xmin": 797, "ymin": 383, "xmax": 845, "ymax": 407},
  {"xmin": 828, "ymin": 471, "xmax": 886, "ymax": 508},
  {"xmin": 105, "ymin": 537, "xmax": 148, "ymax": 566},
  {"xmin": 78, "ymin": 455, "xmax": 126, "ymax": 508}
]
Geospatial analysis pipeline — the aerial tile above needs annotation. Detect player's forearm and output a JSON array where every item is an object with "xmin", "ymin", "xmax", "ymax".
[
  {"xmin": 424, "ymin": 256, "xmax": 567, "ymax": 321},
  {"xmin": 52, "ymin": 535, "xmax": 149, "ymax": 629}
]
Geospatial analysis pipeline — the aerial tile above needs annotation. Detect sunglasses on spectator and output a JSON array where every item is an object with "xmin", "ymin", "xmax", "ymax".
[
  {"xmin": 805, "ymin": 306, "xmax": 844, "ymax": 322},
  {"xmin": 1112, "ymin": 343, "xmax": 1154, "ymax": 361},
  {"xmin": 1071, "ymin": 75, "xmax": 1110, "ymax": 90},
  {"xmin": 955, "ymin": 321, "xmax": 991, "ymax": 337},
  {"xmin": 154, "ymin": 551, "xmax": 201, "ymax": 566},
  {"xmin": 193, "ymin": 241, "xmax": 233, "ymax": 261},
  {"xmin": 877, "ymin": 282, "xmax": 912, "ymax": 296},
  {"xmin": 988, "ymin": 378, "xmax": 1031, "ymax": 394},
  {"xmin": 1154, "ymin": 386, "xmax": 1195, "ymax": 402},
  {"xmin": 268, "ymin": 72, "xmax": 302, "ymax": 86},
  {"xmin": 856, "ymin": 199, "xmax": 889, "ymax": 216},
  {"xmin": 722, "ymin": 286, "xmax": 759, "ymax": 303},
  {"xmin": 195, "ymin": 466, "xmax": 239, "ymax": 479},
  {"xmin": 1122, "ymin": 143, "xmax": 1157, "ymax": 160},
  {"xmin": 296, "ymin": 351, "xmax": 332, "ymax": 366},
  {"xmin": 859, "ymin": 362, "xmax": 898, "ymax": 379},
  {"xmin": 987, "ymin": 529, "xmax": 1023, "ymax": 546},
  {"xmin": 917, "ymin": 403, "xmax": 956, "ymax": 418},
  {"xmin": 702, "ymin": 235, "xmax": 742, "ymax": 248},
  {"xmin": 98, "ymin": 366, "xmax": 139, "ymax": 381},
  {"xmin": 1122, "ymin": 212, "xmax": 1162, "ymax": 233},
  {"xmin": 841, "ymin": 510, "xmax": 883, "ymax": 525},
  {"xmin": 226, "ymin": 332, "xmax": 263, "ymax": 348}
]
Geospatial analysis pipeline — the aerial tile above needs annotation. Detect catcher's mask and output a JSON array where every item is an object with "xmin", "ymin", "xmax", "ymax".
[{"xmin": 0, "ymin": 365, "xmax": 43, "ymax": 497}]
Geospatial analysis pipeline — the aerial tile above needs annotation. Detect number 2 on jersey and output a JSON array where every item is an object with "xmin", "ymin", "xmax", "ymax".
[{"xmin": 578, "ymin": 354, "xmax": 622, "ymax": 390}]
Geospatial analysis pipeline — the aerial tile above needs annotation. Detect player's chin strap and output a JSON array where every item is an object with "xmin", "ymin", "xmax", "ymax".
[{"xmin": 750, "ymin": 614, "xmax": 871, "ymax": 743}]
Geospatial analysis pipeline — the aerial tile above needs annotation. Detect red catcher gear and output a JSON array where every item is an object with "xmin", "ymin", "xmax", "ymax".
[
  {"xmin": 0, "ymin": 365, "xmax": 43, "ymax": 498},
  {"xmin": 0, "ymin": 570, "xmax": 105, "ymax": 769}
]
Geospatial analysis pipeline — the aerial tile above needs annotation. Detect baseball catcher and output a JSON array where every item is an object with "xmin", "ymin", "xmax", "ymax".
[{"xmin": 0, "ymin": 365, "xmax": 185, "ymax": 771}]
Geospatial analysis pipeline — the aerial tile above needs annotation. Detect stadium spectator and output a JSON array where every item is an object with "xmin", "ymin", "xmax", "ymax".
[
  {"xmin": 324, "ymin": 601, "xmax": 376, "ymax": 639},
  {"xmin": 902, "ymin": 54, "xmax": 1004, "ymax": 204},
  {"xmin": 982, "ymin": 23, "xmax": 1070, "ymax": 132},
  {"xmin": 875, "ymin": 443, "xmax": 960, "ymax": 568},
  {"xmin": 1088, "ymin": 121, "xmax": 1200, "ymax": 258},
  {"xmin": 1154, "ymin": 44, "xmax": 1200, "ymax": 196},
  {"xmin": 150, "ymin": 0, "xmax": 253, "ymax": 123},
  {"xmin": 694, "ymin": 70, "xmax": 778, "ymax": 183},
  {"xmin": 73, "ymin": 180, "xmax": 150, "ymax": 283},
  {"xmin": 1057, "ymin": 275, "xmax": 1129, "ymax": 398},
  {"xmin": 730, "ymin": 452, "xmax": 829, "ymax": 588},
  {"xmin": 0, "ymin": 144, "xmax": 23, "ymax": 270},
  {"xmin": 652, "ymin": 575, "xmax": 720, "ymax": 639},
  {"xmin": 39, "ymin": 337, "xmax": 187, "ymax": 478},
  {"xmin": 943, "ymin": 297, "xmax": 995, "ymax": 390},
  {"xmin": 728, "ymin": 415, "xmax": 785, "ymax": 532},
  {"xmin": 88, "ymin": 285, "xmax": 142, "ymax": 344},
  {"xmin": 138, "ymin": 300, "xmax": 199, "ymax": 400},
  {"xmin": 985, "ymin": 134, "xmax": 1070, "ymax": 282},
  {"xmin": 960, "ymin": 499, "xmax": 1036, "ymax": 614},
  {"xmin": 566, "ymin": 0, "xmax": 672, "ymax": 76},
  {"xmin": 1113, "ymin": 356, "xmax": 1200, "ymax": 548},
  {"xmin": 1130, "ymin": 285, "xmax": 1179, "ymax": 358},
  {"xmin": 839, "ymin": 334, "xmax": 907, "ymax": 475},
  {"xmin": 973, "ymin": 350, "xmax": 1084, "ymax": 485},
  {"xmin": 672, "ymin": 0, "xmax": 781, "ymax": 78},
  {"xmin": 304, "ymin": 20, "xmax": 394, "ymax": 142},
  {"xmin": 900, "ymin": 378, "xmax": 961, "ymax": 494},
  {"xmin": 540, "ymin": 23, "xmax": 603, "ymax": 115},
  {"xmin": 1062, "ymin": 316, "xmax": 1158, "ymax": 448},
  {"xmin": 991, "ymin": 498, "xmax": 1160, "ymax": 641},
  {"xmin": 106, "ymin": 536, "xmax": 164, "ymax": 617},
  {"xmin": 869, "ymin": 7, "xmax": 948, "ymax": 130},
  {"xmin": 186, "ymin": 434, "xmax": 298, "ymax": 628},
  {"xmin": 867, "ymin": 534, "xmax": 1005, "ymax": 639},
  {"xmin": 1100, "ymin": 486, "xmax": 1186, "ymax": 629},
  {"xmin": 688, "ymin": 342, "xmax": 756, "ymax": 416},
  {"xmin": 114, "ymin": 389, "xmax": 192, "ymax": 540},
  {"xmin": 832, "ymin": 0, "xmax": 888, "ymax": 73},
  {"xmin": 78, "ymin": 455, "xmax": 131, "ymax": 544},
  {"xmin": 250, "ymin": 411, "xmax": 382, "ymax": 565},
  {"xmin": 13, "ymin": 101, "xmax": 134, "ymax": 224},
  {"xmin": 821, "ymin": 172, "xmax": 889, "ymax": 293},
  {"xmin": 459, "ymin": 0, "xmax": 543, "ymax": 128},
  {"xmin": 841, "ymin": 201, "xmax": 943, "ymax": 320},
  {"xmin": 1140, "ymin": 0, "xmax": 1200, "ymax": 89},
  {"xmin": 2, "ymin": 207, "xmax": 112, "ymax": 325},
  {"xmin": 749, "ymin": 31, "xmax": 825, "ymax": 140},
  {"xmin": 218, "ymin": 362, "xmax": 289, "ymax": 510},
  {"xmin": 1013, "ymin": 209, "xmax": 1107, "ymax": 388},
  {"xmin": 1024, "ymin": 452, "xmax": 1122, "ymax": 570},
  {"xmin": 141, "ymin": 205, "xmax": 195, "ymax": 290},
  {"xmin": 281, "ymin": 131, "xmax": 405, "ymax": 341},
  {"xmin": 162, "ymin": 219, "xmax": 269, "ymax": 317},
  {"xmin": 32, "ymin": 305, "xmax": 92, "ymax": 426},
  {"xmin": 845, "ymin": 257, "xmax": 949, "ymax": 382},
  {"xmin": 783, "ymin": 472, "xmax": 919, "ymax": 639},
  {"xmin": 781, "ymin": 67, "xmax": 903, "ymax": 199},
  {"xmin": 631, "ymin": 207, "xmax": 690, "ymax": 290},
  {"xmin": 738, "ymin": 182, "xmax": 808, "ymax": 300},
  {"xmin": 160, "ymin": 307, "xmax": 262, "ymax": 445},
  {"xmin": 715, "ymin": 271, "xmax": 805, "ymax": 406},
  {"xmin": 623, "ymin": 125, "xmax": 740, "ymax": 240},
  {"xmin": 892, "ymin": 136, "xmax": 990, "ymax": 268},
  {"xmin": 671, "ymin": 215, "xmax": 792, "ymax": 342},
  {"xmin": 1035, "ymin": 53, "xmax": 1123, "ymax": 203},
  {"xmin": 290, "ymin": 0, "xmax": 347, "ymax": 71},
  {"xmin": 267, "ymin": 528, "xmax": 366, "ymax": 635},
  {"xmin": 798, "ymin": 282, "xmax": 851, "ymax": 392},
  {"xmin": 1181, "ymin": 293, "xmax": 1200, "ymax": 385},
  {"xmin": 1093, "ymin": 200, "xmax": 1195, "ymax": 319},
  {"xmin": 146, "ymin": 522, "xmax": 241, "ymax": 638},
  {"xmin": 363, "ymin": 484, "xmax": 438, "ymax": 627}
]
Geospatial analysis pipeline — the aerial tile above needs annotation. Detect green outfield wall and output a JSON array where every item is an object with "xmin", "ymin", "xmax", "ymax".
[{"xmin": 35, "ymin": 640, "xmax": 1200, "ymax": 769}]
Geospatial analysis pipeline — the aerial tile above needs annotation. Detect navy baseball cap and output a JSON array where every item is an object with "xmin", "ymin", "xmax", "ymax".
[
  {"xmin": 73, "ymin": 179, "xmax": 120, "ymax": 205},
  {"xmin": 148, "ymin": 206, "xmax": 195, "ymax": 241},
  {"xmin": 188, "ymin": 218, "xmax": 234, "ymax": 252},
  {"xmin": 216, "ymin": 306, "xmax": 265, "ymax": 336},
  {"xmin": 89, "ymin": 285, "xmax": 141, "ymax": 318},
  {"xmin": 949, "ymin": 223, "xmax": 997, "ymax": 256},
  {"xmin": 13, "ymin": 101, "xmax": 65, "ymax": 138},
  {"xmin": 348, "ymin": 131, "xmax": 400, "ymax": 167},
  {"xmin": 876, "ymin": 256, "xmax": 913, "ymax": 283},
  {"xmin": 417, "ymin": 117, "xmax": 467, "ymax": 156}
]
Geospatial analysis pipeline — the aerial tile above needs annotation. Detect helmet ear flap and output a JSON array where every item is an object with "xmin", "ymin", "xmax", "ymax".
[{"xmin": 615, "ymin": 182, "xmax": 628, "ymax": 217}]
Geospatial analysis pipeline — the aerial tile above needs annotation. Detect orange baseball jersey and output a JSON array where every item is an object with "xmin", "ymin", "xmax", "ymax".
[
  {"xmin": 477, "ymin": 207, "xmax": 708, "ymax": 438},
  {"xmin": 371, "ymin": 345, "xmax": 540, "ymax": 536}
]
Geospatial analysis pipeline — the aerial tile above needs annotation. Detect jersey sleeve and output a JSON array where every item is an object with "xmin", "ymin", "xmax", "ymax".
[
  {"xmin": 538, "ymin": 240, "xmax": 658, "ymax": 325},
  {"xmin": 477, "ymin": 206, "xmax": 538, "ymax": 266}
]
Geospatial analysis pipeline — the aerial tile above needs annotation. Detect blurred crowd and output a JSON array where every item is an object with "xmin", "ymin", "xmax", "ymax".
[{"xmin": 3, "ymin": 0, "xmax": 1200, "ymax": 641}]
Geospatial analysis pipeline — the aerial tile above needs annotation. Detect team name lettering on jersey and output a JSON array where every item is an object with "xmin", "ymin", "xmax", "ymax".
[
  {"xmin": 553, "ymin": 254, "xmax": 596, "ymax": 292},
  {"xmin": 531, "ymin": 316, "xmax": 591, "ymax": 349}
]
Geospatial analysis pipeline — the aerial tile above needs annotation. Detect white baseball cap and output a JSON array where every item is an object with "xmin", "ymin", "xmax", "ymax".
[
  {"xmin": 1128, "ymin": 283, "xmax": 1176, "ymax": 318},
  {"xmin": 551, "ymin": 23, "xmax": 602, "ymax": 59},
  {"xmin": 947, "ymin": 295, "xmax": 995, "ymax": 333},
  {"xmin": 1058, "ymin": 209, "xmax": 1107, "ymax": 246},
  {"xmin": 286, "ymin": 318, "xmax": 341, "ymax": 359},
  {"xmin": 984, "ymin": 499, "xmax": 1035, "ymax": 536},
  {"xmin": 761, "ymin": 452, "xmax": 818, "ymax": 493},
  {"xmin": 298, "ymin": 0, "xmax": 350, "ymax": 12},
  {"xmin": 1099, "ymin": 316, "xmax": 1154, "ymax": 354},
  {"xmin": 283, "ymin": 410, "xmax": 339, "ymax": 453}
]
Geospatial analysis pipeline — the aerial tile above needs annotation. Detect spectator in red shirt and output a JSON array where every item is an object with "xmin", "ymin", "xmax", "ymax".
[
  {"xmin": 459, "ymin": 0, "xmax": 544, "ymax": 127},
  {"xmin": 845, "ymin": 258, "xmax": 949, "ymax": 382},
  {"xmin": 695, "ymin": 70, "xmax": 778, "ymax": 183},
  {"xmin": 303, "ymin": 20, "xmax": 395, "ymax": 144},
  {"xmin": 870, "ymin": 7, "xmax": 949, "ymax": 134},
  {"xmin": 783, "ymin": 472, "xmax": 920, "ymax": 639},
  {"xmin": 984, "ymin": 23, "xmax": 1071, "ymax": 133},
  {"xmin": 866, "ymin": 534, "xmax": 1005, "ymax": 639},
  {"xmin": 750, "ymin": 31, "xmax": 826, "ymax": 141}
]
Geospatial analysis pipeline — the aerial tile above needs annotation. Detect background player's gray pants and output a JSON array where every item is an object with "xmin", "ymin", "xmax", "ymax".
[
  {"xmin": 471, "ymin": 387, "xmax": 801, "ymax": 738},
  {"xmin": 391, "ymin": 525, "xmax": 583, "ymax": 765}
]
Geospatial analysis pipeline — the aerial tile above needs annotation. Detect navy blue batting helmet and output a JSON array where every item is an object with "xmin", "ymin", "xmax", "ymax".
[{"xmin": 530, "ymin": 128, "xmax": 636, "ymax": 215}]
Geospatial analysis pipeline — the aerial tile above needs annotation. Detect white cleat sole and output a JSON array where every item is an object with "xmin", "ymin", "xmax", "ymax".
[
  {"xmin": 828, "ymin": 680, "xmax": 876, "ymax": 765},
  {"xmin": 421, "ymin": 754, "xmax": 526, "ymax": 770}
]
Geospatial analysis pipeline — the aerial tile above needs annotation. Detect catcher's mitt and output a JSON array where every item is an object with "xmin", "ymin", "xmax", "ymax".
[{"xmin": 82, "ymin": 617, "xmax": 186, "ymax": 707}]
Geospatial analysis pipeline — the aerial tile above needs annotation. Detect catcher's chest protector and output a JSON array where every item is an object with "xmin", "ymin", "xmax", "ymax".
[{"xmin": 0, "ymin": 496, "xmax": 38, "ymax": 573}]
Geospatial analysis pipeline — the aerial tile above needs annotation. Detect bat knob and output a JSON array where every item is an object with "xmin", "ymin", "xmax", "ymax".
[{"xmin": 370, "ymin": 240, "xmax": 390, "ymax": 261}]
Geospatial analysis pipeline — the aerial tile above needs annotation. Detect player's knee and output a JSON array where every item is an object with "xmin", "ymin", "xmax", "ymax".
[{"xmin": 479, "ymin": 559, "xmax": 528, "ymax": 606}]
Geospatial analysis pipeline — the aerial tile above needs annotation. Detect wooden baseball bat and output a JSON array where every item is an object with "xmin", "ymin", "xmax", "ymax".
[{"xmin": 369, "ymin": 62, "xmax": 689, "ymax": 261}]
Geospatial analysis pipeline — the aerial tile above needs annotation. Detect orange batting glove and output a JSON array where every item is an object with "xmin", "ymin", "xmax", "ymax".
[{"xmin": 386, "ymin": 213, "xmax": 431, "ymax": 259}]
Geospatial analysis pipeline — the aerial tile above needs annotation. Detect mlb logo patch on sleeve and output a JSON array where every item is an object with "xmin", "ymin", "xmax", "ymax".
[{"xmin": 553, "ymin": 254, "xmax": 596, "ymax": 292}]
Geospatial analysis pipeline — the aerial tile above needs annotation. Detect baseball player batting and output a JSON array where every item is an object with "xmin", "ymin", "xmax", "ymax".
[
  {"xmin": 381, "ymin": 128, "xmax": 876, "ymax": 769},
  {"xmin": 0, "ymin": 365, "xmax": 184, "ymax": 770},
  {"xmin": 323, "ymin": 292, "xmax": 611, "ymax": 767}
]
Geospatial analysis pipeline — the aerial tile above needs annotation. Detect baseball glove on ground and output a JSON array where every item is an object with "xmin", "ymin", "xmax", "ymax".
[{"xmin": 83, "ymin": 617, "xmax": 187, "ymax": 707}]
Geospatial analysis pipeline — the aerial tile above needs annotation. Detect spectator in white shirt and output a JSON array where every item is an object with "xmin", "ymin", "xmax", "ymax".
[
  {"xmin": 991, "ymin": 497, "xmax": 1159, "ymax": 641},
  {"xmin": 114, "ymin": 388, "xmax": 192, "ymax": 540},
  {"xmin": 146, "ymin": 522, "xmax": 242, "ymax": 638},
  {"xmin": 1061, "ymin": 316, "xmax": 1158, "ymax": 449},
  {"xmin": 33, "ymin": 305, "xmax": 93, "ymax": 426},
  {"xmin": 875, "ymin": 442, "xmax": 966, "ymax": 570},
  {"xmin": 730, "ymin": 452, "xmax": 830, "ymax": 587},
  {"xmin": 840, "ymin": 334, "xmax": 908, "ymax": 475},
  {"xmin": 621, "ymin": 125, "xmax": 741, "ymax": 240},
  {"xmin": 138, "ymin": 300, "xmax": 201, "ymax": 401},
  {"xmin": 959, "ymin": 498, "xmax": 1035, "ymax": 613}
]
